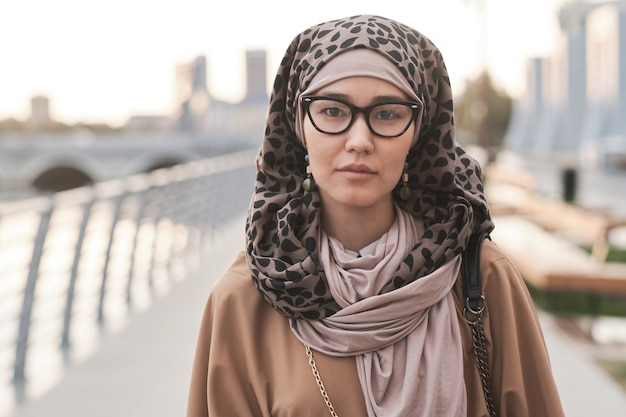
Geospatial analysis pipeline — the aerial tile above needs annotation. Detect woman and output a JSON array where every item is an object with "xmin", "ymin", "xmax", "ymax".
[{"xmin": 187, "ymin": 14, "xmax": 564, "ymax": 417}]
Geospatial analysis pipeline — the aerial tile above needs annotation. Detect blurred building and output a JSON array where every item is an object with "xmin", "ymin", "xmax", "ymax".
[
  {"xmin": 204, "ymin": 50, "xmax": 269, "ymax": 148},
  {"xmin": 27, "ymin": 95, "xmax": 53, "ymax": 131},
  {"xmin": 175, "ymin": 55, "xmax": 211, "ymax": 133},
  {"xmin": 506, "ymin": 0, "xmax": 626, "ymax": 168},
  {"xmin": 124, "ymin": 114, "xmax": 174, "ymax": 132},
  {"xmin": 245, "ymin": 50, "xmax": 268, "ymax": 101}
]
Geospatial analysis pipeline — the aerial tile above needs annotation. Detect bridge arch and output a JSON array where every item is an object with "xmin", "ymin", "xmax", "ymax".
[
  {"xmin": 21, "ymin": 151, "xmax": 108, "ymax": 192},
  {"xmin": 32, "ymin": 166, "xmax": 93, "ymax": 192},
  {"xmin": 123, "ymin": 149, "xmax": 204, "ymax": 176}
]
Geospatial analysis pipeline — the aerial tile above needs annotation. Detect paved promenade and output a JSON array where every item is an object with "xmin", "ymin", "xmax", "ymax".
[{"xmin": 9, "ymin": 216, "xmax": 626, "ymax": 417}]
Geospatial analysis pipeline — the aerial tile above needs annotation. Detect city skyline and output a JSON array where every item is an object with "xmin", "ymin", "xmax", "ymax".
[{"xmin": 0, "ymin": 0, "xmax": 566, "ymax": 126}]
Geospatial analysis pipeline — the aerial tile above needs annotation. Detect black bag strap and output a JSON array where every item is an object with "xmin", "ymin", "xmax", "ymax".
[
  {"xmin": 462, "ymin": 232, "xmax": 490, "ymax": 313},
  {"xmin": 461, "ymin": 232, "xmax": 497, "ymax": 417}
]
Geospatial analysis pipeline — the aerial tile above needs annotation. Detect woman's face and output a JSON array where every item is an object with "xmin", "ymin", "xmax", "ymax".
[{"xmin": 303, "ymin": 76, "xmax": 416, "ymax": 214}]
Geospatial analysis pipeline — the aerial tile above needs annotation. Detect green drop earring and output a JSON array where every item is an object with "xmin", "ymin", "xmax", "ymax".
[
  {"xmin": 303, "ymin": 154, "xmax": 315, "ymax": 192},
  {"xmin": 399, "ymin": 162, "xmax": 411, "ymax": 200}
]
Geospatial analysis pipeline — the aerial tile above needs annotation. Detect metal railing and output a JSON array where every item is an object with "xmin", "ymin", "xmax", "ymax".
[{"xmin": 0, "ymin": 149, "xmax": 257, "ymax": 415}]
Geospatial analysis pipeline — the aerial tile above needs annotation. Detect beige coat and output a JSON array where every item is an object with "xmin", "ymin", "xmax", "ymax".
[{"xmin": 187, "ymin": 240, "xmax": 564, "ymax": 416}]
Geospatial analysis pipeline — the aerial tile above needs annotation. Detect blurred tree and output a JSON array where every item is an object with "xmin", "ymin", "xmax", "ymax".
[
  {"xmin": 0, "ymin": 117, "xmax": 25, "ymax": 133},
  {"xmin": 0, "ymin": 117, "xmax": 120, "ymax": 135},
  {"xmin": 455, "ymin": 72, "xmax": 512, "ymax": 162}
]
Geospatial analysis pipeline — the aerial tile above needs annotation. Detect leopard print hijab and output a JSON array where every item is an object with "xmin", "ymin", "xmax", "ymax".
[{"xmin": 245, "ymin": 14, "xmax": 494, "ymax": 320}]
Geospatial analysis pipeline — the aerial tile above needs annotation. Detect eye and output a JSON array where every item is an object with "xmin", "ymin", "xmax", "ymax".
[
  {"xmin": 321, "ymin": 104, "xmax": 349, "ymax": 118},
  {"xmin": 372, "ymin": 104, "xmax": 412, "ymax": 121},
  {"xmin": 308, "ymin": 99, "xmax": 351, "ymax": 120},
  {"xmin": 374, "ymin": 109, "xmax": 400, "ymax": 121}
]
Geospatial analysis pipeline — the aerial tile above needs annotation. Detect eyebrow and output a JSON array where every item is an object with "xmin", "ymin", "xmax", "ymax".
[{"xmin": 320, "ymin": 92, "xmax": 408, "ymax": 102}]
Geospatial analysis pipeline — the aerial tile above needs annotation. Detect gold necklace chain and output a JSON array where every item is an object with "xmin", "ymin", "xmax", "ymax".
[{"xmin": 305, "ymin": 345, "xmax": 339, "ymax": 417}]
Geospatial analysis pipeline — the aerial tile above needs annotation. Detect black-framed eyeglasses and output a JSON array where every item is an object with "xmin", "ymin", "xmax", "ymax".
[{"xmin": 301, "ymin": 95, "xmax": 421, "ymax": 138}]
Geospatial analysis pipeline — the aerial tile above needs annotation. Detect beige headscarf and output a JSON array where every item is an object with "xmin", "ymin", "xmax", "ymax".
[{"xmin": 291, "ymin": 204, "xmax": 466, "ymax": 417}]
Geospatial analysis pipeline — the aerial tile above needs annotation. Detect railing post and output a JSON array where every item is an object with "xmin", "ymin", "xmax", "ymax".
[
  {"xmin": 61, "ymin": 198, "xmax": 94, "ymax": 350},
  {"xmin": 13, "ymin": 200, "xmax": 53, "ymax": 397},
  {"xmin": 125, "ymin": 182, "xmax": 149, "ymax": 307},
  {"xmin": 98, "ymin": 194, "xmax": 124, "ymax": 325}
]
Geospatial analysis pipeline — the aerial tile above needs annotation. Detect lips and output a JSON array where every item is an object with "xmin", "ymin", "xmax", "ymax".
[
  {"xmin": 339, "ymin": 163, "xmax": 375, "ymax": 173},
  {"xmin": 338, "ymin": 163, "xmax": 376, "ymax": 179}
]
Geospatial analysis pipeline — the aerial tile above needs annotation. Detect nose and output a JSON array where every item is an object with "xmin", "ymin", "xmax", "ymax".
[{"xmin": 344, "ymin": 113, "xmax": 374, "ymax": 153}]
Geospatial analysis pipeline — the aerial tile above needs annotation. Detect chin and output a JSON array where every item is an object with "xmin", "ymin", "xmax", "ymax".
[{"xmin": 333, "ymin": 194, "xmax": 391, "ymax": 211}]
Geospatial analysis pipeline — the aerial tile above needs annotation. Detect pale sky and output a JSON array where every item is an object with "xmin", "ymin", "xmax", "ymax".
[{"xmin": 0, "ymin": 0, "xmax": 567, "ymax": 126}]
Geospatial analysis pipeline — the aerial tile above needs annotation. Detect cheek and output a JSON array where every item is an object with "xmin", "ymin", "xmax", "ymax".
[
  {"xmin": 307, "ymin": 147, "xmax": 330, "ymax": 179},
  {"xmin": 303, "ymin": 119, "xmax": 338, "ymax": 156},
  {"xmin": 383, "ymin": 159, "xmax": 405, "ymax": 187},
  {"xmin": 389, "ymin": 136, "xmax": 413, "ymax": 171},
  {"xmin": 301, "ymin": 119, "xmax": 314, "ymax": 148},
  {"xmin": 302, "ymin": 124, "xmax": 328, "ymax": 175},
  {"xmin": 390, "ymin": 161, "xmax": 405, "ymax": 179}
]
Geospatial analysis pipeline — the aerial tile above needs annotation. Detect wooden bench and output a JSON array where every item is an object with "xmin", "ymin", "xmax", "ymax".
[
  {"xmin": 491, "ymin": 215, "xmax": 626, "ymax": 296},
  {"xmin": 484, "ymin": 162, "xmax": 536, "ymax": 191},
  {"xmin": 485, "ymin": 164, "xmax": 626, "ymax": 262}
]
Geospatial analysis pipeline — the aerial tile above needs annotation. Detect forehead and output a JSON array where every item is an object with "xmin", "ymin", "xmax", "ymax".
[{"xmin": 314, "ymin": 76, "xmax": 410, "ymax": 101}]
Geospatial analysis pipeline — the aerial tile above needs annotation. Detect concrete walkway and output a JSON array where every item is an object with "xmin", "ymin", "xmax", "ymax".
[
  {"xmin": 9, "ymin": 216, "xmax": 626, "ymax": 417},
  {"xmin": 540, "ymin": 313, "xmax": 626, "ymax": 416}
]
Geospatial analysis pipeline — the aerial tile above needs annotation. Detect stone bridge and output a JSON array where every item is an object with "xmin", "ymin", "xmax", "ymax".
[{"xmin": 0, "ymin": 132, "xmax": 259, "ymax": 196}]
